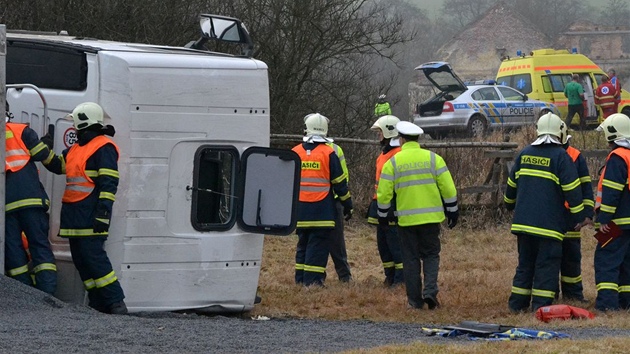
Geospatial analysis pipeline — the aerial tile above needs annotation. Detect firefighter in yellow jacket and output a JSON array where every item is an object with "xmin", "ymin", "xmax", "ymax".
[
  {"xmin": 377, "ymin": 121, "xmax": 458, "ymax": 309},
  {"xmin": 43, "ymin": 102, "xmax": 127, "ymax": 314},
  {"xmin": 292, "ymin": 113, "xmax": 353, "ymax": 286}
]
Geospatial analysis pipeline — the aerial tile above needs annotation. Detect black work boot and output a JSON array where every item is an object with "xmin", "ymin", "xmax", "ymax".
[
  {"xmin": 424, "ymin": 297, "xmax": 440, "ymax": 310},
  {"xmin": 108, "ymin": 301, "xmax": 128, "ymax": 315}
]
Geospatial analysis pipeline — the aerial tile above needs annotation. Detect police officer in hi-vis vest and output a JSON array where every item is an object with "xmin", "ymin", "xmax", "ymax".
[
  {"xmin": 43, "ymin": 102, "xmax": 127, "ymax": 314},
  {"xmin": 292, "ymin": 113, "xmax": 353, "ymax": 286},
  {"xmin": 593, "ymin": 113, "xmax": 630, "ymax": 311},
  {"xmin": 4, "ymin": 102, "xmax": 57, "ymax": 294}
]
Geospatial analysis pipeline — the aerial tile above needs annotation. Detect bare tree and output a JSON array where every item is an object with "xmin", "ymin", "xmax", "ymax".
[
  {"xmin": 506, "ymin": 0, "xmax": 589, "ymax": 37},
  {"xmin": 598, "ymin": 0, "xmax": 630, "ymax": 27},
  {"xmin": 440, "ymin": 0, "xmax": 497, "ymax": 30}
]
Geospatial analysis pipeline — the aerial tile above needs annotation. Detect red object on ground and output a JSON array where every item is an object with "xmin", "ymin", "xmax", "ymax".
[{"xmin": 535, "ymin": 305, "xmax": 595, "ymax": 323}]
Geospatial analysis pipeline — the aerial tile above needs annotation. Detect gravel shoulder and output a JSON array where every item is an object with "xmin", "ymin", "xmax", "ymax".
[{"xmin": 2, "ymin": 276, "xmax": 630, "ymax": 353}]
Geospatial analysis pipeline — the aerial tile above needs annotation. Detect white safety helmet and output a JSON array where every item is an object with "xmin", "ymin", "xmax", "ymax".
[
  {"xmin": 304, "ymin": 113, "xmax": 329, "ymax": 137},
  {"xmin": 70, "ymin": 102, "xmax": 104, "ymax": 130},
  {"xmin": 371, "ymin": 115, "xmax": 400, "ymax": 139},
  {"xmin": 536, "ymin": 112, "xmax": 566, "ymax": 142},
  {"xmin": 597, "ymin": 113, "xmax": 630, "ymax": 142}
]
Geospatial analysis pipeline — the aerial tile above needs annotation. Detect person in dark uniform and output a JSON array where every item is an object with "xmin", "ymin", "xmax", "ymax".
[
  {"xmin": 4, "ymin": 103, "xmax": 57, "ymax": 294},
  {"xmin": 43, "ymin": 102, "xmax": 127, "ymax": 314},
  {"xmin": 504, "ymin": 113, "xmax": 589, "ymax": 312},
  {"xmin": 292, "ymin": 113, "xmax": 353, "ymax": 286}
]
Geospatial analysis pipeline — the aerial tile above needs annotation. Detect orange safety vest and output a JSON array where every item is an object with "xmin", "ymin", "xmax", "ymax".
[
  {"xmin": 5, "ymin": 123, "xmax": 30, "ymax": 173},
  {"xmin": 292, "ymin": 144, "xmax": 332, "ymax": 203},
  {"xmin": 62, "ymin": 135, "xmax": 119, "ymax": 203},
  {"xmin": 373, "ymin": 146, "xmax": 401, "ymax": 199},
  {"xmin": 595, "ymin": 148, "xmax": 630, "ymax": 209}
]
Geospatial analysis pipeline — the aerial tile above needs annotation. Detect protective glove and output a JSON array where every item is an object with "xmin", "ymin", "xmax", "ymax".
[
  {"xmin": 342, "ymin": 199, "xmax": 353, "ymax": 221},
  {"xmin": 40, "ymin": 132, "xmax": 54, "ymax": 150},
  {"xmin": 93, "ymin": 209, "xmax": 111, "ymax": 233},
  {"xmin": 446, "ymin": 210, "xmax": 459, "ymax": 229}
]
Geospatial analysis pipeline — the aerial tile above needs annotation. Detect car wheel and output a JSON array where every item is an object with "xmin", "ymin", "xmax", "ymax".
[
  {"xmin": 622, "ymin": 107, "xmax": 630, "ymax": 118},
  {"xmin": 467, "ymin": 115, "xmax": 487, "ymax": 137}
]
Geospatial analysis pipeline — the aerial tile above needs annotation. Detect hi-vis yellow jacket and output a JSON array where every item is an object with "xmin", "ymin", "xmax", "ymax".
[{"xmin": 377, "ymin": 141, "xmax": 457, "ymax": 227}]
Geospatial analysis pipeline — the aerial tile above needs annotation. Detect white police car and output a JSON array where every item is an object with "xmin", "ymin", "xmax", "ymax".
[{"xmin": 413, "ymin": 61, "xmax": 560, "ymax": 139}]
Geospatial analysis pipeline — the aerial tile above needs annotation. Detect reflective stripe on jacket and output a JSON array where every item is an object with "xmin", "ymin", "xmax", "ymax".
[
  {"xmin": 292, "ymin": 144, "xmax": 332, "ymax": 203},
  {"xmin": 5, "ymin": 123, "xmax": 30, "ymax": 172},
  {"xmin": 564, "ymin": 146, "xmax": 594, "ymax": 238},
  {"xmin": 63, "ymin": 135, "xmax": 120, "ymax": 203},
  {"xmin": 595, "ymin": 147, "xmax": 630, "ymax": 228},
  {"xmin": 595, "ymin": 82, "xmax": 617, "ymax": 109},
  {"xmin": 377, "ymin": 141, "xmax": 457, "ymax": 227}
]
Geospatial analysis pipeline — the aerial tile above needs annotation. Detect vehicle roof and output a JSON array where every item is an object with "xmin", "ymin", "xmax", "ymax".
[{"xmin": 7, "ymin": 31, "xmax": 235, "ymax": 57}]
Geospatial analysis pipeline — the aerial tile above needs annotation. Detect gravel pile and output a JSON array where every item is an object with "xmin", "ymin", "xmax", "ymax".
[{"xmin": 1, "ymin": 275, "xmax": 629, "ymax": 353}]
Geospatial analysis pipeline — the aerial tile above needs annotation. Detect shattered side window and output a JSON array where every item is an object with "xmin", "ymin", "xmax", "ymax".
[{"xmin": 191, "ymin": 146, "xmax": 238, "ymax": 231}]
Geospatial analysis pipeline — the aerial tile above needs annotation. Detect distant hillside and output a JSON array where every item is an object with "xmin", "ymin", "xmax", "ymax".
[{"xmin": 407, "ymin": 0, "xmax": 610, "ymax": 16}]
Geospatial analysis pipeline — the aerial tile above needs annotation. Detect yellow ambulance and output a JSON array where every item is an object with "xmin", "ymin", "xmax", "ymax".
[{"xmin": 495, "ymin": 48, "xmax": 630, "ymax": 127}]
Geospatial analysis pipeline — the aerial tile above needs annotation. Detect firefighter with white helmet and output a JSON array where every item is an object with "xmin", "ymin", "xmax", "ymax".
[
  {"xmin": 292, "ymin": 113, "xmax": 353, "ymax": 286},
  {"xmin": 43, "ymin": 102, "xmax": 127, "ymax": 314},
  {"xmin": 504, "ymin": 112, "xmax": 589, "ymax": 312},
  {"xmin": 593, "ymin": 113, "xmax": 630, "ymax": 311},
  {"xmin": 557, "ymin": 128, "xmax": 594, "ymax": 303},
  {"xmin": 367, "ymin": 115, "xmax": 404, "ymax": 286},
  {"xmin": 374, "ymin": 94, "xmax": 392, "ymax": 118},
  {"xmin": 377, "ymin": 121, "xmax": 458, "ymax": 309},
  {"xmin": 302, "ymin": 113, "xmax": 353, "ymax": 282},
  {"xmin": 4, "ymin": 100, "xmax": 57, "ymax": 295}
]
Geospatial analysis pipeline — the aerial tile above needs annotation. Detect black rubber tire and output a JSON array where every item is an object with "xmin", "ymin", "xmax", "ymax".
[{"xmin": 467, "ymin": 115, "xmax": 487, "ymax": 137}]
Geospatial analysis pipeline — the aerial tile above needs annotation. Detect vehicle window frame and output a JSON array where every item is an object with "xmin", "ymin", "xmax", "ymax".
[
  {"xmin": 548, "ymin": 74, "xmax": 572, "ymax": 92},
  {"xmin": 497, "ymin": 74, "xmax": 532, "ymax": 94},
  {"xmin": 191, "ymin": 145, "xmax": 239, "ymax": 231},
  {"xmin": 497, "ymin": 86, "xmax": 524, "ymax": 101},
  {"xmin": 474, "ymin": 87, "xmax": 499, "ymax": 101}
]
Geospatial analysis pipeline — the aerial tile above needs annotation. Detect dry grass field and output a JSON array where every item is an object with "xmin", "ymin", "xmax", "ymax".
[{"xmin": 254, "ymin": 127, "xmax": 630, "ymax": 352}]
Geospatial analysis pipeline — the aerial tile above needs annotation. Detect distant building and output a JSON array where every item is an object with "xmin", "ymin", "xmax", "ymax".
[{"xmin": 557, "ymin": 22, "xmax": 630, "ymax": 88}]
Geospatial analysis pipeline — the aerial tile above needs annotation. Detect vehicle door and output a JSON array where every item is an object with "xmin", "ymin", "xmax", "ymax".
[
  {"xmin": 470, "ymin": 87, "xmax": 502, "ymax": 128},
  {"xmin": 579, "ymin": 73, "xmax": 598, "ymax": 120},
  {"xmin": 543, "ymin": 73, "xmax": 572, "ymax": 118},
  {"xmin": 497, "ymin": 86, "xmax": 535, "ymax": 126}
]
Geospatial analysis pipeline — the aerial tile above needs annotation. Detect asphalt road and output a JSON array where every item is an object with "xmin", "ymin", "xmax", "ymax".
[{"xmin": 2, "ymin": 276, "xmax": 630, "ymax": 353}]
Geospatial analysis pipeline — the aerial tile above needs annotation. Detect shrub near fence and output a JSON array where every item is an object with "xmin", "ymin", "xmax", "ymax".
[{"xmin": 271, "ymin": 126, "xmax": 613, "ymax": 228}]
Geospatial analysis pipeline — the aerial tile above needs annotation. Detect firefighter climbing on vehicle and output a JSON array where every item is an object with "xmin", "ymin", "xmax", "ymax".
[
  {"xmin": 42, "ymin": 102, "xmax": 127, "ymax": 314},
  {"xmin": 4, "ymin": 101, "xmax": 57, "ymax": 295},
  {"xmin": 292, "ymin": 113, "xmax": 353, "ymax": 286},
  {"xmin": 367, "ymin": 115, "xmax": 404, "ymax": 287}
]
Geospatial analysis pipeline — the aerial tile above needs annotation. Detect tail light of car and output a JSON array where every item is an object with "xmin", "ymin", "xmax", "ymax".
[{"xmin": 442, "ymin": 102, "xmax": 454, "ymax": 113}]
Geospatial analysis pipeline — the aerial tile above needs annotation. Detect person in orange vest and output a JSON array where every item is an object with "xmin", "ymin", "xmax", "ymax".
[
  {"xmin": 366, "ymin": 115, "xmax": 404, "ymax": 287},
  {"xmin": 607, "ymin": 68, "xmax": 622, "ymax": 113},
  {"xmin": 292, "ymin": 113, "xmax": 353, "ymax": 286},
  {"xmin": 42, "ymin": 102, "xmax": 127, "ymax": 314},
  {"xmin": 557, "ymin": 134, "xmax": 593, "ymax": 302},
  {"xmin": 4, "ymin": 103, "xmax": 57, "ymax": 295},
  {"xmin": 595, "ymin": 75, "xmax": 617, "ymax": 121},
  {"xmin": 593, "ymin": 113, "xmax": 630, "ymax": 311}
]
